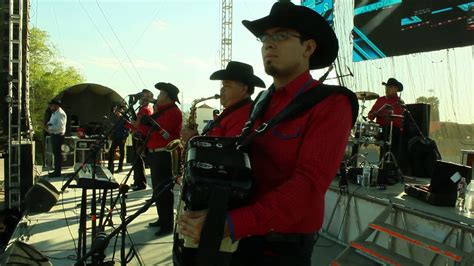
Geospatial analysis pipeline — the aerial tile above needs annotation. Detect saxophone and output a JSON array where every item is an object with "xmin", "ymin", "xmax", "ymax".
[{"xmin": 185, "ymin": 94, "xmax": 220, "ymax": 131}]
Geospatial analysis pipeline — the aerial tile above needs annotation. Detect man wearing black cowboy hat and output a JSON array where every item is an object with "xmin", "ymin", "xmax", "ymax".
[
  {"xmin": 44, "ymin": 99, "xmax": 67, "ymax": 178},
  {"xmin": 144, "ymin": 82, "xmax": 182, "ymax": 237},
  {"xmin": 368, "ymin": 78, "xmax": 405, "ymax": 163},
  {"xmin": 190, "ymin": 61, "xmax": 265, "ymax": 139},
  {"xmin": 178, "ymin": 2, "xmax": 358, "ymax": 265}
]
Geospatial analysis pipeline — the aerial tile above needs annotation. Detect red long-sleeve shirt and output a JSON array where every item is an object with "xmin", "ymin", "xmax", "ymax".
[
  {"xmin": 368, "ymin": 96, "xmax": 404, "ymax": 128},
  {"xmin": 228, "ymin": 71, "xmax": 353, "ymax": 239},
  {"xmin": 146, "ymin": 103, "xmax": 182, "ymax": 149},
  {"xmin": 207, "ymin": 99, "xmax": 252, "ymax": 137},
  {"xmin": 137, "ymin": 104, "xmax": 153, "ymax": 135}
]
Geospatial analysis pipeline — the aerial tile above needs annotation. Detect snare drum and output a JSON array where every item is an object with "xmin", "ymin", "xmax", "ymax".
[{"xmin": 359, "ymin": 121, "xmax": 381, "ymax": 138}]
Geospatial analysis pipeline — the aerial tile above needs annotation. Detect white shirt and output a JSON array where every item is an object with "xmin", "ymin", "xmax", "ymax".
[{"xmin": 48, "ymin": 107, "xmax": 67, "ymax": 135}]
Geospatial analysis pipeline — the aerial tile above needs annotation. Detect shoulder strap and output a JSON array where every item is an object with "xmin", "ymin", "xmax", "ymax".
[
  {"xmin": 239, "ymin": 84, "xmax": 358, "ymax": 147},
  {"xmin": 150, "ymin": 103, "xmax": 176, "ymax": 119},
  {"xmin": 202, "ymin": 98, "xmax": 251, "ymax": 135},
  {"xmin": 240, "ymin": 87, "xmax": 275, "ymax": 139}
]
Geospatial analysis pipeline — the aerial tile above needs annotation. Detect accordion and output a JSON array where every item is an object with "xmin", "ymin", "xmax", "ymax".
[{"xmin": 182, "ymin": 136, "xmax": 253, "ymax": 211}]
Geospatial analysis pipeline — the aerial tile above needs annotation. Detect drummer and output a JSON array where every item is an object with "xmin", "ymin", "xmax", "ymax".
[{"xmin": 368, "ymin": 78, "xmax": 404, "ymax": 163}]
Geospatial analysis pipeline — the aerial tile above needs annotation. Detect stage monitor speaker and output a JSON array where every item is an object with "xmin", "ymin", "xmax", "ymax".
[
  {"xmin": 430, "ymin": 160, "xmax": 471, "ymax": 194},
  {"xmin": 22, "ymin": 178, "xmax": 59, "ymax": 215},
  {"xmin": 4, "ymin": 142, "xmax": 35, "ymax": 209},
  {"xmin": 0, "ymin": 241, "xmax": 52, "ymax": 265},
  {"xmin": 0, "ymin": 208, "xmax": 22, "ymax": 248}
]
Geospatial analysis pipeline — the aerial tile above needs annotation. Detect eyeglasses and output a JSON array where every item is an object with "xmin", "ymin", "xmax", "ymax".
[{"xmin": 257, "ymin": 32, "xmax": 302, "ymax": 43}]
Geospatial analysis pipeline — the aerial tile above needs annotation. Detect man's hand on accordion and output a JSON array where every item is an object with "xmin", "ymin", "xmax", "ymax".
[{"xmin": 177, "ymin": 209, "xmax": 230, "ymax": 244}]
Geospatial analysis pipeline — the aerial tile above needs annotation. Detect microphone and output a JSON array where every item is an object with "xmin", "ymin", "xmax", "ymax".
[{"xmin": 142, "ymin": 115, "xmax": 170, "ymax": 140}]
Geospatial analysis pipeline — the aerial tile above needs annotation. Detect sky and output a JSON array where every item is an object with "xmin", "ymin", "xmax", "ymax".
[
  {"xmin": 31, "ymin": 1, "xmax": 473, "ymax": 124},
  {"xmin": 32, "ymin": 0, "xmax": 306, "ymax": 110}
]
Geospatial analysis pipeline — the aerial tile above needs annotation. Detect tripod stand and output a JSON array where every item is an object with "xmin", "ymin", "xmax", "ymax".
[
  {"xmin": 58, "ymin": 99, "xmax": 140, "ymax": 264},
  {"xmin": 75, "ymin": 180, "xmax": 175, "ymax": 266}
]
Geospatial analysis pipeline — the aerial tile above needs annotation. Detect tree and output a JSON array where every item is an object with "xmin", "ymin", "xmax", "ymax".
[
  {"xmin": 416, "ymin": 96, "xmax": 440, "ymax": 122},
  {"xmin": 29, "ymin": 27, "xmax": 84, "ymax": 135},
  {"xmin": 29, "ymin": 27, "xmax": 84, "ymax": 164}
]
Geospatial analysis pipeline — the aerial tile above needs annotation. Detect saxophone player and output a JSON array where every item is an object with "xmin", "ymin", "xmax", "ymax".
[
  {"xmin": 145, "ymin": 82, "xmax": 182, "ymax": 237},
  {"xmin": 181, "ymin": 61, "xmax": 265, "ymax": 141},
  {"xmin": 130, "ymin": 89, "xmax": 153, "ymax": 191}
]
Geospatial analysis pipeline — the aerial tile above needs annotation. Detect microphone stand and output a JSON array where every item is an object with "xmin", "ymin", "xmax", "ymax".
[
  {"xmin": 60, "ymin": 101, "xmax": 139, "ymax": 193},
  {"xmin": 100, "ymin": 127, "xmax": 154, "ymax": 229},
  {"xmin": 58, "ymin": 99, "xmax": 138, "ymax": 263},
  {"xmin": 75, "ymin": 179, "xmax": 175, "ymax": 266}
]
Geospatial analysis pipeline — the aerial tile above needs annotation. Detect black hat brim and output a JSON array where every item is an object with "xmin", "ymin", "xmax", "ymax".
[
  {"xmin": 241, "ymin": 3, "xmax": 338, "ymax": 70},
  {"xmin": 209, "ymin": 70, "xmax": 266, "ymax": 88},
  {"xmin": 154, "ymin": 83, "xmax": 181, "ymax": 104},
  {"xmin": 382, "ymin": 81, "xmax": 403, "ymax": 92}
]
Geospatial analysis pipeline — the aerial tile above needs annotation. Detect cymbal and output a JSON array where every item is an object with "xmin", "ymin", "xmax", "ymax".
[{"xmin": 355, "ymin": 91, "xmax": 379, "ymax": 101}]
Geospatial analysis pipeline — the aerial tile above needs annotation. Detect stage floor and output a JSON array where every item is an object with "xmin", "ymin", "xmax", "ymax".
[{"xmin": 8, "ymin": 164, "xmax": 376, "ymax": 265}]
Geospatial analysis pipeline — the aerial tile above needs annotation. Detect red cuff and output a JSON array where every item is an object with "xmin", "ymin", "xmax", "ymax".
[{"xmin": 228, "ymin": 206, "xmax": 259, "ymax": 240}]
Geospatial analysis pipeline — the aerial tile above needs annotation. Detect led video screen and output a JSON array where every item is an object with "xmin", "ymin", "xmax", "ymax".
[
  {"xmin": 301, "ymin": 0, "xmax": 334, "ymax": 27},
  {"xmin": 353, "ymin": 0, "xmax": 474, "ymax": 62}
]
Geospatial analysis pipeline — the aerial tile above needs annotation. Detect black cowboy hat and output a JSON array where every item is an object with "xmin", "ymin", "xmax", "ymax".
[
  {"xmin": 210, "ymin": 61, "xmax": 265, "ymax": 94},
  {"xmin": 382, "ymin": 78, "xmax": 403, "ymax": 92},
  {"xmin": 48, "ymin": 99, "xmax": 61, "ymax": 105},
  {"xmin": 242, "ymin": 1, "xmax": 338, "ymax": 70},
  {"xmin": 154, "ymin": 82, "xmax": 180, "ymax": 104}
]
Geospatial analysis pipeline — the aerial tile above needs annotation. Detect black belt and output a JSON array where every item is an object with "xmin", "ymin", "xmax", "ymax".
[
  {"xmin": 50, "ymin": 133, "xmax": 64, "ymax": 136},
  {"xmin": 264, "ymin": 232, "xmax": 316, "ymax": 244}
]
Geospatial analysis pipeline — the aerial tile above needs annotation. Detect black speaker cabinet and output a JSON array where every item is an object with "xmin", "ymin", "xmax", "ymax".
[
  {"xmin": 404, "ymin": 103, "xmax": 430, "ymax": 137},
  {"xmin": 4, "ymin": 142, "xmax": 35, "ymax": 209},
  {"xmin": 23, "ymin": 178, "xmax": 59, "ymax": 215},
  {"xmin": 400, "ymin": 103, "xmax": 431, "ymax": 175}
]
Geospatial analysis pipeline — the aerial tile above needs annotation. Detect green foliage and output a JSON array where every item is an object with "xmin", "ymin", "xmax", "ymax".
[{"xmin": 29, "ymin": 27, "xmax": 84, "ymax": 136}]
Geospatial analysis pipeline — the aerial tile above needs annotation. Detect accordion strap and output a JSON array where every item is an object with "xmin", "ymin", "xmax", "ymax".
[
  {"xmin": 197, "ymin": 186, "xmax": 230, "ymax": 266},
  {"xmin": 239, "ymin": 82, "xmax": 359, "ymax": 148}
]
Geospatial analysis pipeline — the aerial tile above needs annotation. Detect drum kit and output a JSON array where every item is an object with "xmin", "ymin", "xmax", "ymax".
[{"xmin": 342, "ymin": 91, "xmax": 402, "ymax": 187}]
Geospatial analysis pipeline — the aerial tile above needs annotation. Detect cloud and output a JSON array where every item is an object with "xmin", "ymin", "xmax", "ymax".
[
  {"xmin": 57, "ymin": 57, "xmax": 85, "ymax": 69},
  {"xmin": 183, "ymin": 56, "xmax": 216, "ymax": 70},
  {"xmin": 129, "ymin": 59, "xmax": 168, "ymax": 71},
  {"xmin": 151, "ymin": 20, "xmax": 168, "ymax": 31},
  {"xmin": 87, "ymin": 57, "xmax": 168, "ymax": 71}
]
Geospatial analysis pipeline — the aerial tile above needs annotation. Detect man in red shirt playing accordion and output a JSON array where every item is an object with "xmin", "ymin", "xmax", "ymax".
[{"xmin": 178, "ymin": 2, "xmax": 358, "ymax": 265}]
